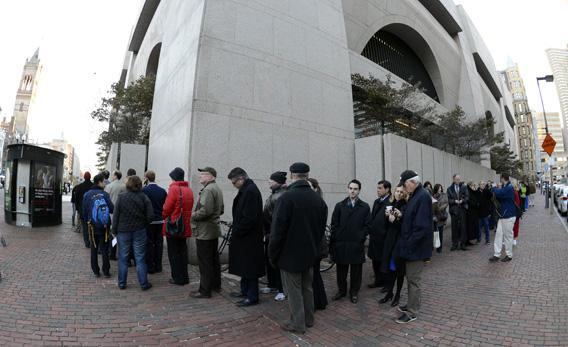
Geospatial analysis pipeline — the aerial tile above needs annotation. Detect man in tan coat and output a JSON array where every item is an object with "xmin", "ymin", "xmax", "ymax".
[{"xmin": 190, "ymin": 167, "xmax": 224, "ymax": 298}]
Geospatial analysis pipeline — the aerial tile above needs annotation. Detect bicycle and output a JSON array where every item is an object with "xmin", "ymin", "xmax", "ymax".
[
  {"xmin": 319, "ymin": 225, "xmax": 335, "ymax": 272},
  {"xmin": 218, "ymin": 221, "xmax": 232, "ymax": 272}
]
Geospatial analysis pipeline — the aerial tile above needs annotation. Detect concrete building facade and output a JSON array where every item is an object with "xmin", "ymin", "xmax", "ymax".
[
  {"xmin": 503, "ymin": 64, "xmax": 537, "ymax": 178},
  {"xmin": 120, "ymin": 0, "xmax": 517, "ymax": 205},
  {"xmin": 535, "ymin": 112, "xmax": 566, "ymax": 180},
  {"xmin": 547, "ymin": 46, "xmax": 568, "ymax": 127}
]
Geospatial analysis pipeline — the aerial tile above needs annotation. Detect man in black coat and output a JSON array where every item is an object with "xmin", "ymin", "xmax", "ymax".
[
  {"xmin": 73, "ymin": 172, "xmax": 94, "ymax": 248},
  {"xmin": 269, "ymin": 162, "xmax": 327, "ymax": 334},
  {"xmin": 330, "ymin": 179, "xmax": 370, "ymax": 304},
  {"xmin": 447, "ymin": 174, "xmax": 469, "ymax": 251},
  {"xmin": 396, "ymin": 170, "xmax": 432, "ymax": 324},
  {"xmin": 367, "ymin": 180, "xmax": 392, "ymax": 289},
  {"xmin": 227, "ymin": 167, "xmax": 265, "ymax": 307},
  {"xmin": 478, "ymin": 181, "xmax": 493, "ymax": 245}
]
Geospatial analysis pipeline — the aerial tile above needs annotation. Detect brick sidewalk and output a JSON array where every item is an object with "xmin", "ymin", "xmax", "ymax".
[{"xmin": 0, "ymin": 193, "xmax": 567, "ymax": 346}]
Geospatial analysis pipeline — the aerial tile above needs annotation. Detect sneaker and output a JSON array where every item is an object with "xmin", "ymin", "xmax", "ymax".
[
  {"xmin": 485, "ymin": 241, "xmax": 491, "ymax": 245},
  {"xmin": 397, "ymin": 305, "xmax": 408, "ymax": 313},
  {"xmin": 501, "ymin": 256, "xmax": 512, "ymax": 262},
  {"xmin": 489, "ymin": 256, "xmax": 500, "ymax": 262},
  {"xmin": 274, "ymin": 293, "xmax": 286, "ymax": 301},
  {"xmin": 261, "ymin": 287, "xmax": 277, "ymax": 294},
  {"xmin": 395, "ymin": 313, "xmax": 417, "ymax": 324}
]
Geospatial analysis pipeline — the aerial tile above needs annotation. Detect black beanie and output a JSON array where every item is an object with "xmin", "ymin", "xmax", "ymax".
[
  {"xmin": 169, "ymin": 167, "xmax": 185, "ymax": 181},
  {"xmin": 270, "ymin": 171, "xmax": 287, "ymax": 185}
]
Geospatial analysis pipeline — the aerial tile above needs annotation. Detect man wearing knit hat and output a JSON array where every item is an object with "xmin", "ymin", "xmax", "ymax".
[
  {"xmin": 261, "ymin": 171, "xmax": 287, "ymax": 301},
  {"xmin": 73, "ymin": 172, "xmax": 94, "ymax": 248}
]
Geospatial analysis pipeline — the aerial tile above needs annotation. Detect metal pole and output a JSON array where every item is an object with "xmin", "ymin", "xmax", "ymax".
[{"xmin": 537, "ymin": 77, "xmax": 553, "ymax": 214}]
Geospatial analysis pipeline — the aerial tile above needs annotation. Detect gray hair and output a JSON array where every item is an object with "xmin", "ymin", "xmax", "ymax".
[{"xmin": 408, "ymin": 175, "xmax": 421, "ymax": 184}]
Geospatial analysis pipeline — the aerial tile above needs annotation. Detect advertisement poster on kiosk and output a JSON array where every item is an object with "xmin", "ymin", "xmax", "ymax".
[{"xmin": 32, "ymin": 163, "xmax": 56, "ymax": 216}]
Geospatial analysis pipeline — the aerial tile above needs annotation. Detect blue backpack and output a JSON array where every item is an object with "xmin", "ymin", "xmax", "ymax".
[{"xmin": 90, "ymin": 193, "xmax": 110, "ymax": 228}]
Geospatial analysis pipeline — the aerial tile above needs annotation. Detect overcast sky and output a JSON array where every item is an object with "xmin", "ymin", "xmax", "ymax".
[{"xmin": 0, "ymin": 0, "xmax": 566, "ymax": 171}]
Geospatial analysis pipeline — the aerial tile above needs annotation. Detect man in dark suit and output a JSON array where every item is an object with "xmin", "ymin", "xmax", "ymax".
[
  {"xmin": 227, "ymin": 167, "xmax": 265, "ymax": 307},
  {"xmin": 367, "ymin": 180, "xmax": 392, "ymax": 289},
  {"xmin": 330, "ymin": 179, "xmax": 370, "ymax": 304},
  {"xmin": 269, "ymin": 162, "xmax": 327, "ymax": 334},
  {"xmin": 447, "ymin": 174, "xmax": 469, "ymax": 251}
]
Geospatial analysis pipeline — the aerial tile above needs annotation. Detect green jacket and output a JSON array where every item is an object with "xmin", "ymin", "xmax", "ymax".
[{"xmin": 190, "ymin": 181, "xmax": 224, "ymax": 240}]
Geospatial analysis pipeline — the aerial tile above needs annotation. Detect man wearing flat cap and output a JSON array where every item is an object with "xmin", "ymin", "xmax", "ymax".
[
  {"xmin": 190, "ymin": 167, "xmax": 224, "ymax": 299},
  {"xmin": 227, "ymin": 167, "xmax": 265, "ymax": 306},
  {"xmin": 261, "ymin": 171, "xmax": 287, "ymax": 301},
  {"xmin": 269, "ymin": 162, "xmax": 328, "ymax": 334},
  {"xmin": 395, "ymin": 170, "xmax": 432, "ymax": 324}
]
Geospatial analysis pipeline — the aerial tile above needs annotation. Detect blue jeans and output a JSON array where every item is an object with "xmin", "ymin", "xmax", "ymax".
[
  {"xmin": 479, "ymin": 216, "xmax": 491, "ymax": 242},
  {"xmin": 240, "ymin": 277, "xmax": 259, "ymax": 303},
  {"xmin": 118, "ymin": 229, "xmax": 149, "ymax": 288}
]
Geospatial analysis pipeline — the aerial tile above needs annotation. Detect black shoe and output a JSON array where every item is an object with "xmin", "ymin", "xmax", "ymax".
[
  {"xmin": 94, "ymin": 272, "xmax": 101, "ymax": 278},
  {"xmin": 332, "ymin": 292, "xmax": 346, "ymax": 301},
  {"xmin": 380, "ymin": 287, "xmax": 389, "ymax": 293},
  {"xmin": 398, "ymin": 305, "xmax": 408, "ymax": 313},
  {"xmin": 486, "ymin": 241, "xmax": 491, "ymax": 245},
  {"xmin": 118, "ymin": 285, "xmax": 126, "ymax": 290},
  {"xmin": 465, "ymin": 241, "xmax": 474, "ymax": 246},
  {"xmin": 450, "ymin": 245, "xmax": 457, "ymax": 251},
  {"xmin": 501, "ymin": 256, "xmax": 512, "ymax": 262},
  {"xmin": 489, "ymin": 256, "xmax": 500, "ymax": 262},
  {"xmin": 141, "ymin": 283, "xmax": 152, "ymax": 291},
  {"xmin": 460, "ymin": 246, "xmax": 468, "ymax": 251},
  {"xmin": 169, "ymin": 279, "xmax": 185, "ymax": 286},
  {"xmin": 391, "ymin": 296, "xmax": 400, "ymax": 307},
  {"xmin": 230, "ymin": 292, "xmax": 246, "ymax": 298},
  {"xmin": 190, "ymin": 291, "xmax": 211, "ymax": 299},
  {"xmin": 378, "ymin": 293, "xmax": 393, "ymax": 304},
  {"xmin": 350, "ymin": 295, "xmax": 358, "ymax": 304},
  {"xmin": 436, "ymin": 248, "xmax": 442, "ymax": 253},
  {"xmin": 103, "ymin": 273, "xmax": 111, "ymax": 278},
  {"xmin": 395, "ymin": 313, "xmax": 417, "ymax": 324},
  {"xmin": 236, "ymin": 299, "xmax": 258, "ymax": 307}
]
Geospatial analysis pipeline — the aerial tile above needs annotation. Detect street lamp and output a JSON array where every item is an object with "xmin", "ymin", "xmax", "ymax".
[{"xmin": 536, "ymin": 75, "xmax": 554, "ymax": 213}]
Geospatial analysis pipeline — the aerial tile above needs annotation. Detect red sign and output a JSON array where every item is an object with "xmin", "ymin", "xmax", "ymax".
[{"xmin": 542, "ymin": 134, "xmax": 556, "ymax": 156}]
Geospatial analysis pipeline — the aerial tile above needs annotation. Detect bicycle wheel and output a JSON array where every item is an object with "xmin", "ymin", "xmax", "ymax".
[{"xmin": 218, "ymin": 221, "xmax": 232, "ymax": 272}]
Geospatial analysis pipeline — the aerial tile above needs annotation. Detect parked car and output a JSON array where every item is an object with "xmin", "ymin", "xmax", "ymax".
[{"xmin": 556, "ymin": 186, "xmax": 568, "ymax": 214}]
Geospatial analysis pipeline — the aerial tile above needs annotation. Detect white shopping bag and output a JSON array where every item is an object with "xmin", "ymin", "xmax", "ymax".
[{"xmin": 433, "ymin": 231, "xmax": 441, "ymax": 249}]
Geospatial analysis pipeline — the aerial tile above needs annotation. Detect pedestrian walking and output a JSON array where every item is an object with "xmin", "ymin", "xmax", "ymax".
[
  {"xmin": 367, "ymin": 180, "xmax": 392, "ymax": 289},
  {"xmin": 395, "ymin": 170, "xmax": 432, "ymax": 324},
  {"xmin": 112, "ymin": 175, "xmax": 154, "ymax": 290},
  {"xmin": 162, "ymin": 167, "xmax": 194, "ymax": 286},
  {"xmin": 227, "ymin": 167, "xmax": 265, "ymax": 306},
  {"xmin": 447, "ymin": 174, "xmax": 469, "ymax": 251},
  {"xmin": 489, "ymin": 173, "xmax": 516, "ymax": 263},
  {"xmin": 466, "ymin": 182, "xmax": 480, "ymax": 244},
  {"xmin": 82, "ymin": 174, "xmax": 114, "ymax": 278},
  {"xmin": 378, "ymin": 184, "xmax": 407, "ymax": 306},
  {"xmin": 478, "ymin": 181, "xmax": 492, "ymax": 245},
  {"xmin": 261, "ymin": 171, "xmax": 287, "ymax": 301},
  {"xmin": 142, "ymin": 170, "xmax": 167, "ymax": 274},
  {"xmin": 75, "ymin": 172, "xmax": 94, "ymax": 248},
  {"xmin": 105, "ymin": 170, "xmax": 127, "ymax": 260},
  {"xmin": 269, "ymin": 162, "xmax": 328, "ymax": 334},
  {"xmin": 330, "ymin": 179, "xmax": 370, "ymax": 304},
  {"xmin": 307, "ymin": 177, "xmax": 329, "ymax": 311},
  {"xmin": 432, "ymin": 184, "xmax": 448, "ymax": 253},
  {"xmin": 189, "ymin": 167, "xmax": 224, "ymax": 299}
]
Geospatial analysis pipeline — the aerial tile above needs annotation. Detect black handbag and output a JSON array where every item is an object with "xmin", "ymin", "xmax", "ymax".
[{"xmin": 166, "ymin": 187, "xmax": 186, "ymax": 237}]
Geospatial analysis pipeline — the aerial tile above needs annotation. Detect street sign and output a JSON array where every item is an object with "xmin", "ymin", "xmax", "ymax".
[{"xmin": 542, "ymin": 134, "xmax": 556, "ymax": 156}]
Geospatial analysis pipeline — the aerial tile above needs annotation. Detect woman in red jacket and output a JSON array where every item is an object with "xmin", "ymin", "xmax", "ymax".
[{"xmin": 162, "ymin": 167, "xmax": 194, "ymax": 285}]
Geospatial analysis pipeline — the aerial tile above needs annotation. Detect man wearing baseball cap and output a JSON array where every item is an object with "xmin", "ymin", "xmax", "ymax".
[{"xmin": 395, "ymin": 170, "xmax": 432, "ymax": 324}]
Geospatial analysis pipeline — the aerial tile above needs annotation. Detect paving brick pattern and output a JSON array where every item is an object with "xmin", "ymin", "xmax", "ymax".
[{"xmin": 0, "ymin": 194, "xmax": 567, "ymax": 346}]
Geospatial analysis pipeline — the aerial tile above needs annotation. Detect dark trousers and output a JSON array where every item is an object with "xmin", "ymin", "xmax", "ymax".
[
  {"xmin": 81, "ymin": 216, "xmax": 90, "ymax": 248},
  {"xmin": 450, "ymin": 211, "xmax": 467, "ymax": 247},
  {"xmin": 313, "ymin": 259, "xmax": 328, "ymax": 310},
  {"xmin": 240, "ymin": 277, "xmax": 259, "ymax": 303},
  {"xmin": 281, "ymin": 268, "xmax": 314, "ymax": 332},
  {"xmin": 371, "ymin": 260, "xmax": 387, "ymax": 286},
  {"xmin": 167, "ymin": 237, "xmax": 189, "ymax": 284},
  {"xmin": 196, "ymin": 238, "xmax": 221, "ymax": 295},
  {"xmin": 146, "ymin": 224, "xmax": 164, "ymax": 273},
  {"xmin": 90, "ymin": 232, "xmax": 110, "ymax": 275},
  {"xmin": 436, "ymin": 224, "xmax": 444, "ymax": 251},
  {"xmin": 336, "ymin": 263, "xmax": 363, "ymax": 297},
  {"xmin": 386, "ymin": 259, "xmax": 406, "ymax": 298},
  {"xmin": 265, "ymin": 239, "xmax": 283, "ymax": 291}
]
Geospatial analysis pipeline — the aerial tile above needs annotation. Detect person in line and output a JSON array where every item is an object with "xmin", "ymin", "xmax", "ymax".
[
  {"xmin": 102, "ymin": 170, "xmax": 111, "ymax": 186},
  {"xmin": 261, "ymin": 171, "xmax": 287, "ymax": 301},
  {"xmin": 74, "ymin": 172, "xmax": 94, "ymax": 248},
  {"xmin": 330, "ymin": 179, "xmax": 370, "ymax": 304},
  {"xmin": 307, "ymin": 177, "xmax": 329, "ymax": 311},
  {"xmin": 513, "ymin": 183, "xmax": 522, "ymax": 246},
  {"xmin": 162, "ymin": 167, "xmax": 194, "ymax": 285},
  {"xmin": 478, "ymin": 181, "xmax": 493, "ymax": 245},
  {"xmin": 190, "ymin": 167, "xmax": 224, "ymax": 299},
  {"xmin": 142, "ymin": 170, "xmax": 167, "ymax": 274},
  {"xmin": 432, "ymin": 184, "xmax": 448, "ymax": 253},
  {"xmin": 227, "ymin": 167, "xmax": 265, "ymax": 306},
  {"xmin": 447, "ymin": 174, "xmax": 469, "ymax": 251},
  {"xmin": 423, "ymin": 182, "xmax": 433, "ymax": 194},
  {"xmin": 379, "ymin": 184, "xmax": 407, "ymax": 306},
  {"xmin": 396, "ymin": 170, "xmax": 432, "ymax": 324},
  {"xmin": 82, "ymin": 174, "xmax": 114, "ymax": 278},
  {"xmin": 367, "ymin": 180, "xmax": 392, "ymax": 289},
  {"xmin": 112, "ymin": 175, "xmax": 154, "ymax": 290},
  {"xmin": 466, "ymin": 182, "xmax": 481, "ymax": 244},
  {"xmin": 71, "ymin": 181, "xmax": 79, "ymax": 230},
  {"xmin": 489, "ymin": 173, "xmax": 516, "ymax": 263},
  {"xmin": 269, "ymin": 162, "xmax": 328, "ymax": 334},
  {"xmin": 519, "ymin": 182, "xmax": 527, "ymax": 212},
  {"xmin": 105, "ymin": 170, "xmax": 127, "ymax": 260}
]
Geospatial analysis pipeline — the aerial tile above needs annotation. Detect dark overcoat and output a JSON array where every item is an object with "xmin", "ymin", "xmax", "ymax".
[
  {"xmin": 329, "ymin": 197, "xmax": 370, "ymax": 265},
  {"xmin": 398, "ymin": 185, "xmax": 433, "ymax": 261},
  {"xmin": 229, "ymin": 179, "xmax": 265, "ymax": 279},
  {"xmin": 380, "ymin": 199, "xmax": 406, "ymax": 272},
  {"xmin": 367, "ymin": 196, "xmax": 391, "ymax": 261}
]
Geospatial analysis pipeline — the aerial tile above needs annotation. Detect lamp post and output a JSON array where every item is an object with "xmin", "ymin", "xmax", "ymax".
[{"xmin": 536, "ymin": 75, "xmax": 554, "ymax": 214}]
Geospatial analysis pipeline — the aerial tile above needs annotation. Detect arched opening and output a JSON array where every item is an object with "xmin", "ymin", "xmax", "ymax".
[
  {"xmin": 485, "ymin": 111, "xmax": 494, "ymax": 137},
  {"xmin": 361, "ymin": 24, "xmax": 441, "ymax": 102},
  {"xmin": 146, "ymin": 43, "xmax": 162, "ymax": 77}
]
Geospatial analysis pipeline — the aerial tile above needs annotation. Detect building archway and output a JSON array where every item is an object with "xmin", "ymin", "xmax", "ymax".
[
  {"xmin": 146, "ymin": 42, "xmax": 162, "ymax": 77},
  {"xmin": 360, "ymin": 23, "xmax": 442, "ymax": 103}
]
